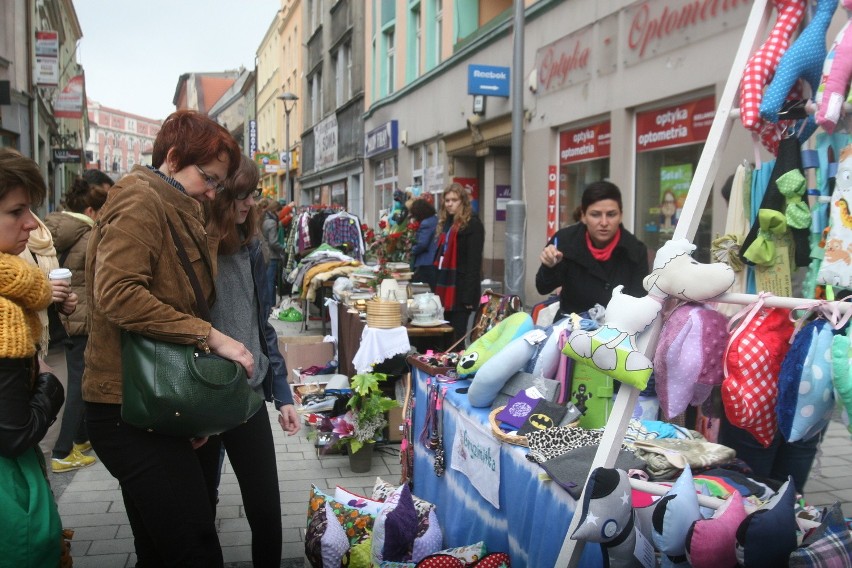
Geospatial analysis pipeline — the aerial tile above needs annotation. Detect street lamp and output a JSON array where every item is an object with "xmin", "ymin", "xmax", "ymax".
[{"xmin": 277, "ymin": 92, "xmax": 299, "ymax": 202}]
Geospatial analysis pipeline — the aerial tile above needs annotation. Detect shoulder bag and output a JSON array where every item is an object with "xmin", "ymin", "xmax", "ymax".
[{"xmin": 120, "ymin": 220, "xmax": 263, "ymax": 438}]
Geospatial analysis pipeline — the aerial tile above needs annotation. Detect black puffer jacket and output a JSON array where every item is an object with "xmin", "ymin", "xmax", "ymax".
[{"xmin": 535, "ymin": 223, "xmax": 649, "ymax": 316}]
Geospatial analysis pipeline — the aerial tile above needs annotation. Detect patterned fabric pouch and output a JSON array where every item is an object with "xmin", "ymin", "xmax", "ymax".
[
  {"xmin": 470, "ymin": 289, "xmax": 522, "ymax": 342},
  {"xmin": 721, "ymin": 296, "xmax": 794, "ymax": 447}
]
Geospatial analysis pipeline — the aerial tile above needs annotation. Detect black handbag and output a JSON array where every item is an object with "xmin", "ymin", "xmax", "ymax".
[{"xmin": 120, "ymin": 220, "xmax": 263, "ymax": 437}]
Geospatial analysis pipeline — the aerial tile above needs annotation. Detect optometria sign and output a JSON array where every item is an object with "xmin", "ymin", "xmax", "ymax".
[
  {"xmin": 559, "ymin": 122, "xmax": 611, "ymax": 163},
  {"xmin": 635, "ymin": 96, "xmax": 715, "ymax": 152}
]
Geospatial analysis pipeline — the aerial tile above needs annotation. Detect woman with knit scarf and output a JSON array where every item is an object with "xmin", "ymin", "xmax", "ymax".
[
  {"xmin": 434, "ymin": 182, "xmax": 485, "ymax": 342},
  {"xmin": 536, "ymin": 181, "xmax": 649, "ymax": 318},
  {"xmin": 0, "ymin": 147, "xmax": 67, "ymax": 565}
]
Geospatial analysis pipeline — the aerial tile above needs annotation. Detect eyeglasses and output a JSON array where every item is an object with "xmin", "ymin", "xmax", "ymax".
[
  {"xmin": 194, "ymin": 164, "xmax": 225, "ymax": 194},
  {"xmin": 235, "ymin": 188, "xmax": 262, "ymax": 200}
]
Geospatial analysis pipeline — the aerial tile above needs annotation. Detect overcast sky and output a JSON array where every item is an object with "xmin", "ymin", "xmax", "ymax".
[{"xmin": 74, "ymin": 1, "xmax": 279, "ymax": 121}]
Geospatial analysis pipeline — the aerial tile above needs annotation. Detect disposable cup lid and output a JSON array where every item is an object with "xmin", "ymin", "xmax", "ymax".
[{"xmin": 49, "ymin": 268, "xmax": 72, "ymax": 280}]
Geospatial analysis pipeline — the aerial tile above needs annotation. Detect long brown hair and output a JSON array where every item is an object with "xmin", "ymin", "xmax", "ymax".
[
  {"xmin": 436, "ymin": 182, "xmax": 473, "ymax": 234},
  {"xmin": 65, "ymin": 177, "xmax": 108, "ymax": 214},
  {"xmin": 207, "ymin": 154, "xmax": 260, "ymax": 255}
]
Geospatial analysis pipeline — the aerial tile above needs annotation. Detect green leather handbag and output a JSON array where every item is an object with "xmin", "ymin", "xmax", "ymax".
[
  {"xmin": 121, "ymin": 331, "xmax": 263, "ymax": 438},
  {"xmin": 119, "ymin": 218, "xmax": 263, "ymax": 438}
]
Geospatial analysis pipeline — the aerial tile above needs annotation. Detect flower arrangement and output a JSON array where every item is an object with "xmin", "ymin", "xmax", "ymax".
[
  {"xmin": 367, "ymin": 218, "xmax": 420, "ymax": 265},
  {"xmin": 330, "ymin": 372, "xmax": 399, "ymax": 454}
]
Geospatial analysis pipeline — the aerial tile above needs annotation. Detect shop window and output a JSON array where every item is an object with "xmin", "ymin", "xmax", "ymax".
[
  {"xmin": 634, "ymin": 96, "xmax": 715, "ymax": 262},
  {"xmin": 373, "ymin": 155, "xmax": 398, "ymax": 215},
  {"xmin": 558, "ymin": 121, "xmax": 611, "ymax": 228}
]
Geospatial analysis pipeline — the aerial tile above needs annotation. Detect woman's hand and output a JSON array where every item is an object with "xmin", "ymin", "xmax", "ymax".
[
  {"xmin": 539, "ymin": 244, "xmax": 564, "ymax": 268},
  {"xmin": 51, "ymin": 281, "xmax": 78, "ymax": 315},
  {"xmin": 277, "ymin": 404, "xmax": 300, "ymax": 435},
  {"xmin": 207, "ymin": 328, "xmax": 255, "ymax": 377},
  {"xmin": 58, "ymin": 291, "xmax": 78, "ymax": 316}
]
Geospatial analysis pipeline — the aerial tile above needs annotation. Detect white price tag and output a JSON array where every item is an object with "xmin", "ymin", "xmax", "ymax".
[
  {"xmin": 523, "ymin": 329, "xmax": 548, "ymax": 345},
  {"xmin": 633, "ymin": 527, "xmax": 656, "ymax": 568}
]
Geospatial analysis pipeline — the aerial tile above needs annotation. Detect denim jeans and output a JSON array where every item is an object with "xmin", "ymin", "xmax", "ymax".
[
  {"xmin": 85, "ymin": 403, "xmax": 223, "ymax": 567},
  {"xmin": 53, "ymin": 335, "xmax": 89, "ymax": 458},
  {"xmin": 195, "ymin": 407, "xmax": 281, "ymax": 568},
  {"xmin": 719, "ymin": 415, "xmax": 826, "ymax": 493}
]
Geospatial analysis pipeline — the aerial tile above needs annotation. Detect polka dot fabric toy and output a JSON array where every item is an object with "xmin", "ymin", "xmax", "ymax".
[{"xmin": 738, "ymin": 0, "xmax": 806, "ymax": 153}]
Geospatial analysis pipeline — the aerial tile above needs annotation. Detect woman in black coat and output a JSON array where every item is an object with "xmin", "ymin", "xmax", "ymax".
[
  {"xmin": 536, "ymin": 181, "xmax": 649, "ymax": 317},
  {"xmin": 435, "ymin": 182, "xmax": 485, "ymax": 341}
]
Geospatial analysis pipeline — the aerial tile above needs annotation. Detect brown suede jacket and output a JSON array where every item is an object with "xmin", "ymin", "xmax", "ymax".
[
  {"xmin": 44, "ymin": 211, "xmax": 92, "ymax": 337},
  {"xmin": 82, "ymin": 166, "xmax": 216, "ymax": 404}
]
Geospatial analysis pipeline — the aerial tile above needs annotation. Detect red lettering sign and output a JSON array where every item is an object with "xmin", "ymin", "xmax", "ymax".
[
  {"xmin": 635, "ymin": 95, "xmax": 715, "ymax": 152},
  {"xmin": 538, "ymin": 41, "xmax": 591, "ymax": 91},
  {"xmin": 535, "ymin": 26, "xmax": 593, "ymax": 94},
  {"xmin": 628, "ymin": 0, "xmax": 748, "ymax": 58},
  {"xmin": 559, "ymin": 122, "xmax": 611, "ymax": 163},
  {"xmin": 547, "ymin": 166, "xmax": 558, "ymax": 240}
]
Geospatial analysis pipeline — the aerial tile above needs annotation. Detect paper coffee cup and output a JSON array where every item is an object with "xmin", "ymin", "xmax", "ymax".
[{"xmin": 49, "ymin": 268, "xmax": 72, "ymax": 282}]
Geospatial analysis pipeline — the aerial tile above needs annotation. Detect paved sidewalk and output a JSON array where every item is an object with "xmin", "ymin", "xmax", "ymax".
[
  {"xmin": 801, "ymin": 418, "xmax": 852, "ymax": 518},
  {"xmin": 55, "ymin": 404, "xmax": 402, "ymax": 567}
]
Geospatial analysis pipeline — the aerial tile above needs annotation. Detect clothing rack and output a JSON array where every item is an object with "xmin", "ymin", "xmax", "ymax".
[
  {"xmin": 560, "ymin": 0, "xmax": 835, "ymax": 563},
  {"xmin": 296, "ymin": 204, "xmax": 345, "ymax": 214}
]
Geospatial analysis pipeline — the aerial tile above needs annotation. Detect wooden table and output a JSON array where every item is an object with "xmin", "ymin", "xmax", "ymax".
[{"xmin": 335, "ymin": 304, "xmax": 455, "ymax": 376}]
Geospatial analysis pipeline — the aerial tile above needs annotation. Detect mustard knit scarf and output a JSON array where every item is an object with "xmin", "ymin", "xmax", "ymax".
[{"xmin": 0, "ymin": 252, "xmax": 52, "ymax": 358}]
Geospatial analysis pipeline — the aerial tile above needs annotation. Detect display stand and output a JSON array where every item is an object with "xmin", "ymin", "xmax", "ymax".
[{"xmin": 559, "ymin": 0, "xmax": 840, "ymax": 563}]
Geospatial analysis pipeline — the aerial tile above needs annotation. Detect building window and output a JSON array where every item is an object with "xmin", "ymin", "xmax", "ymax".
[
  {"xmin": 345, "ymin": 41, "xmax": 352, "ymax": 99},
  {"xmin": 408, "ymin": 1, "xmax": 422, "ymax": 81},
  {"xmin": 334, "ymin": 42, "xmax": 351, "ymax": 108},
  {"xmin": 311, "ymin": 72, "xmax": 322, "ymax": 124},
  {"xmin": 385, "ymin": 28, "xmax": 395, "ymax": 95},
  {"xmin": 373, "ymin": 155, "xmax": 398, "ymax": 215},
  {"xmin": 435, "ymin": 0, "xmax": 442, "ymax": 64}
]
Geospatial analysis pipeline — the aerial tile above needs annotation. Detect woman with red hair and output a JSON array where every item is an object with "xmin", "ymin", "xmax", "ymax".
[{"xmin": 84, "ymin": 110, "xmax": 249, "ymax": 566}]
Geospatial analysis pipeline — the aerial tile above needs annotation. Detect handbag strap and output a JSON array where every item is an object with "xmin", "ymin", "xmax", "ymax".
[{"xmin": 166, "ymin": 219, "xmax": 211, "ymax": 323}]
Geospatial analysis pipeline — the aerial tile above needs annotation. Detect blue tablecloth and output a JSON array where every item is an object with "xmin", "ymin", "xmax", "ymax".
[{"xmin": 412, "ymin": 368, "xmax": 601, "ymax": 567}]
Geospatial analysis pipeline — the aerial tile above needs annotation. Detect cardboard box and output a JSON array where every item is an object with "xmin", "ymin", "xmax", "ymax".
[
  {"xmin": 386, "ymin": 407, "xmax": 403, "ymax": 442},
  {"xmin": 278, "ymin": 335, "xmax": 335, "ymax": 383}
]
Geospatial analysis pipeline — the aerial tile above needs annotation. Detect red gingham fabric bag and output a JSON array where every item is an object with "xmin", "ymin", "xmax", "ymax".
[{"xmin": 722, "ymin": 299, "xmax": 794, "ymax": 447}]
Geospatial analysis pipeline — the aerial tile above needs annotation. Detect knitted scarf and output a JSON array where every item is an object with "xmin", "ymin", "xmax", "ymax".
[
  {"xmin": 434, "ymin": 223, "xmax": 460, "ymax": 310},
  {"xmin": 0, "ymin": 253, "xmax": 53, "ymax": 358},
  {"xmin": 18, "ymin": 216, "xmax": 59, "ymax": 354}
]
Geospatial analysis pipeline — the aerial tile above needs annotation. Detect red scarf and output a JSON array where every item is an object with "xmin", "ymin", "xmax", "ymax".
[
  {"xmin": 585, "ymin": 228, "xmax": 621, "ymax": 261},
  {"xmin": 434, "ymin": 224, "xmax": 459, "ymax": 309}
]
